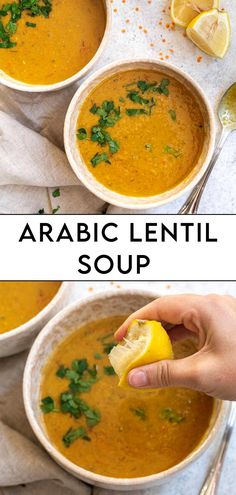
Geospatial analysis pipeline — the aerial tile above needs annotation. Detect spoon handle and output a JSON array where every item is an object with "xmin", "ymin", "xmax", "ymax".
[
  {"xmin": 199, "ymin": 403, "xmax": 236, "ymax": 495},
  {"xmin": 179, "ymin": 127, "xmax": 230, "ymax": 215}
]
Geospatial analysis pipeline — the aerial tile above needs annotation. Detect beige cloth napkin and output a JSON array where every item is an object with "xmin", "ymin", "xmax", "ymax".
[{"xmin": 0, "ymin": 84, "xmax": 107, "ymax": 214}]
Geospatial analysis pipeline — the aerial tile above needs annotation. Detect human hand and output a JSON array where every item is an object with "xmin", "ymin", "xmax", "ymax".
[{"xmin": 115, "ymin": 294, "xmax": 236, "ymax": 400}]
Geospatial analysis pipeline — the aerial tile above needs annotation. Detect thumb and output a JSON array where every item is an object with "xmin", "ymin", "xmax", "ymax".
[{"xmin": 128, "ymin": 355, "xmax": 201, "ymax": 390}]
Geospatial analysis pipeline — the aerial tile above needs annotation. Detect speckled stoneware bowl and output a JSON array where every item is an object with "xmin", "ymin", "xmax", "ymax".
[
  {"xmin": 0, "ymin": 282, "xmax": 72, "ymax": 358},
  {"xmin": 23, "ymin": 289, "xmax": 230, "ymax": 491},
  {"xmin": 0, "ymin": 0, "xmax": 111, "ymax": 93},
  {"xmin": 64, "ymin": 59, "xmax": 216, "ymax": 209}
]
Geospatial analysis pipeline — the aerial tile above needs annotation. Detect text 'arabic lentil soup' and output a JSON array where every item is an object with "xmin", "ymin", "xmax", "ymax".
[
  {"xmin": 76, "ymin": 69, "xmax": 205, "ymax": 197},
  {"xmin": 40, "ymin": 315, "xmax": 214, "ymax": 478},
  {"xmin": 0, "ymin": 0, "xmax": 106, "ymax": 85},
  {"xmin": 0, "ymin": 282, "xmax": 61, "ymax": 334}
]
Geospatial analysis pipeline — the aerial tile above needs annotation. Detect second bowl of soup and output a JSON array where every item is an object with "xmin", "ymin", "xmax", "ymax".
[
  {"xmin": 23, "ymin": 290, "xmax": 230, "ymax": 490},
  {"xmin": 0, "ymin": 0, "xmax": 110, "ymax": 92},
  {"xmin": 0, "ymin": 281, "xmax": 72, "ymax": 357},
  {"xmin": 65, "ymin": 60, "xmax": 215, "ymax": 209}
]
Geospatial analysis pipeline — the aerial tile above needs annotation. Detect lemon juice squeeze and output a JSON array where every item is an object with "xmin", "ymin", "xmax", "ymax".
[{"xmin": 109, "ymin": 320, "xmax": 173, "ymax": 387}]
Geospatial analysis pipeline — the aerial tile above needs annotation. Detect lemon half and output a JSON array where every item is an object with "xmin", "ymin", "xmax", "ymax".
[
  {"xmin": 186, "ymin": 9, "xmax": 231, "ymax": 58},
  {"xmin": 109, "ymin": 320, "xmax": 173, "ymax": 387},
  {"xmin": 171, "ymin": 0, "xmax": 219, "ymax": 28}
]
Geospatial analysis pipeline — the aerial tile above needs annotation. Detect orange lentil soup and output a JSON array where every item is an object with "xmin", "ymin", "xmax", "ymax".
[
  {"xmin": 76, "ymin": 70, "xmax": 205, "ymax": 197},
  {"xmin": 0, "ymin": 0, "xmax": 106, "ymax": 85},
  {"xmin": 0, "ymin": 282, "xmax": 61, "ymax": 334},
  {"xmin": 40, "ymin": 315, "xmax": 214, "ymax": 478}
]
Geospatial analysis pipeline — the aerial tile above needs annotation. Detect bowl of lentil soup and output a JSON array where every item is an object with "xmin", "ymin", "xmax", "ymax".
[
  {"xmin": 64, "ymin": 59, "xmax": 215, "ymax": 209},
  {"xmin": 24, "ymin": 289, "xmax": 230, "ymax": 490},
  {"xmin": 0, "ymin": 282, "xmax": 72, "ymax": 357},
  {"xmin": 0, "ymin": 0, "xmax": 111, "ymax": 92}
]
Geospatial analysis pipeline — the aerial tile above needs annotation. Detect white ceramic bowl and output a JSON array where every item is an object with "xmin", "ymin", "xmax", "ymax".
[
  {"xmin": 64, "ymin": 59, "xmax": 216, "ymax": 210},
  {"xmin": 0, "ymin": 0, "xmax": 111, "ymax": 93},
  {"xmin": 23, "ymin": 289, "xmax": 230, "ymax": 491},
  {"xmin": 0, "ymin": 282, "xmax": 72, "ymax": 358}
]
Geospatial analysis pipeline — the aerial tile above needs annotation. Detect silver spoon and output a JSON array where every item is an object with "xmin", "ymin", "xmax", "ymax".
[
  {"xmin": 199, "ymin": 403, "xmax": 236, "ymax": 495},
  {"xmin": 179, "ymin": 83, "xmax": 236, "ymax": 214}
]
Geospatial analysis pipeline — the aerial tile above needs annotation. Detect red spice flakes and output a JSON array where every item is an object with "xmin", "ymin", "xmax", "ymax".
[{"xmin": 197, "ymin": 56, "xmax": 203, "ymax": 63}]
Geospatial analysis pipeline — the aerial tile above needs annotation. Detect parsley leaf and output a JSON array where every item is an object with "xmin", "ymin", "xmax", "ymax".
[
  {"xmin": 40, "ymin": 396, "xmax": 56, "ymax": 414},
  {"xmin": 91, "ymin": 152, "xmax": 111, "ymax": 167},
  {"xmin": 131, "ymin": 407, "xmax": 146, "ymax": 420},
  {"xmin": 164, "ymin": 145, "xmax": 181, "ymax": 158},
  {"xmin": 169, "ymin": 109, "xmax": 176, "ymax": 121},
  {"xmin": 103, "ymin": 366, "xmax": 116, "ymax": 376},
  {"xmin": 63, "ymin": 426, "xmax": 90, "ymax": 447},
  {"xmin": 77, "ymin": 128, "xmax": 87, "ymax": 140},
  {"xmin": 126, "ymin": 108, "xmax": 148, "ymax": 116},
  {"xmin": 160, "ymin": 407, "xmax": 185, "ymax": 424},
  {"xmin": 52, "ymin": 188, "xmax": 60, "ymax": 198},
  {"xmin": 84, "ymin": 408, "xmax": 101, "ymax": 427}
]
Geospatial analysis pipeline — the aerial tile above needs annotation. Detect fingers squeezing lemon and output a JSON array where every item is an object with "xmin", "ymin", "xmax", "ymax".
[
  {"xmin": 109, "ymin": 320, "xmax": 173, "ymax": 387},
  {"xmin": 170, "ymin": 0, "xmax": 230, "ymax": 59}
]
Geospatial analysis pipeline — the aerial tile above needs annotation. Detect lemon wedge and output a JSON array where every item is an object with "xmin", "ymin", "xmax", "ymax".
[
  {"xmin": 171, "ymin": 0, "xmax": 219, "ymax": 28},
  {"xmin": 109, "ymin": 320, "xmax": 173, "ymax": 387},
  {"xmin": 186, "ymin": 9, "xmax": 231, "ymax": 58}
]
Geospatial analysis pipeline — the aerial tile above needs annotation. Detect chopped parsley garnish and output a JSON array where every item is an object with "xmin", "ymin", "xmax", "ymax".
[
  {"xmin": 127, "ymin": 90, "xmax": 150, "ymax": 105},
  {"xmin": 91, "ymin": 152, "xmax": 111, "ymax": 167},
  {"xmin": 38, "ymin": 208, "xmax": 45, "ymax": 215},
  {"xmin": 63, "ymin": 426, "xmax": 91, "ymax": 447},
  {"xmin": 52, "ymin": 188, "xmax": 60, "ymax": 198},
  {"xmin": 0, "ymin": 0, "xmax": 52, "ymax": 49},
  {"xmin": 131, "ymin": 407, "xmax": 146, "ymax": 420},
  {"xmin": 94, "ymin": 352, "xmax": 102, "ymax": 360},
  {"xmin": 126, "ymin": 108, "xmax": 148, "ymax": 116},
  {"xmin": 160, "ymin": 408, "xmax": 185, "ymax": 424},
  {"xmin": 52, "ymin": 205, "xmax": 60, "ymax": 214},
  {"xmin": 169, "ymin": 109, "xmax": 177, "ymax": 121},
  {"xmin": 137, "ymin": 78, "xmax": 170, "ymax": 95},
  {"xmin": 40, "ymin": 396, "xmax": 56, "ymax": 414},
  {"xmin": 103, "ymin": 341, "xmax": 116, "ymax": 354},
  {"xmin": 84, "ymin": 408, "xmax": 101, "ymax": 427},
  {"xmin": 77, "ymin": 78, "xmax": 171, "ymax": 167},
  {"xmin": 77, "ymin": 128, "xmax": 87, "ymax": 140},
  {"xmin": 56, "ymin": 364, "xmax": 68, "ymax": 378},
  {"xmin": 42, "ymin": 355, "xmax": 102, "ymax": 447},
  {"xmin": 103, "ymin": 365, "xmax": 116, "ymax": 376},
  {"xmin": 26, "ymin": 21, "xmax": 36, "ymax": 27},
  {"xmin": 164, "ymin": 145, "xmax": 181, "ymax": 158},
  {"xmin": 91, "ymin": 126, "xmax": 119, "ymax": 154}
]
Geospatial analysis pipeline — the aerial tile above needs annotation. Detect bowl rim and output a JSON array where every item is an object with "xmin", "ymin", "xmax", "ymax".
[
  {"xmin": 23, "ymin": 288, "xmax": 230, "ymax": 489},
  {"xmin": 0, "ymin": 0, "xmax": 111, "ymax": 93},
  {"xmin": 0, "ymin": 281, "xmax": 70, "ymax": 343},
  {"xmin": 64, "ymin": 58, "xmax": 216, "ymax": 210}
]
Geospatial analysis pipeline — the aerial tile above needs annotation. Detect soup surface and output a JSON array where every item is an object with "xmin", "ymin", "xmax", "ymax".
[
  {"xmin": 76, "ymin": 69, "xmax": 205, "ymax": 197},
  {"xmin": 0, "ymin": 0, "xmax": 106, "ymax": 85},
  {"xmin": 0, "ymin": 282, "xmax": 61, "ymax": 334},
  {"xmin": 41, "ymin": 315, "xmax": 213, "ymax": 478}
]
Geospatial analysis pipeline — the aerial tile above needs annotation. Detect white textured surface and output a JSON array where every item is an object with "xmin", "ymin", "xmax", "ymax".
[{"xmin": 0, "ymin": 0, "xmax": 235, "ymax": 213}]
